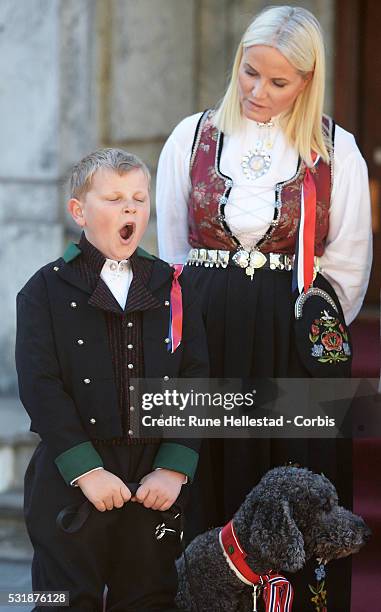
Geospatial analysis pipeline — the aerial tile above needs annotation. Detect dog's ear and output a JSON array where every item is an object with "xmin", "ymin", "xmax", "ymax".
[{"xmin": 249, "ymin": 500, "xmax": 305, "ymax": 573}]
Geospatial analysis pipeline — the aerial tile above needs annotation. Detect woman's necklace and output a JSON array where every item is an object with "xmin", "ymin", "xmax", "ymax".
[{"xmin": 241, "ymin": 120, "xmax": 276, "ymax": 181}]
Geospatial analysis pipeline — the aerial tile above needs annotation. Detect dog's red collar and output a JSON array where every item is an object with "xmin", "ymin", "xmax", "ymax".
[
  {"xmin": 220, "ymin": 520, "xmax": 262, "ymax": 585},
  {"xmin": 219, "ymin": 520, "xmax": 294, "ymax": 611}
]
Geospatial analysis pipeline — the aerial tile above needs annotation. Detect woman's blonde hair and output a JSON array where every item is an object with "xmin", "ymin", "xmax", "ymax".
[{"xmin": 213, "ymin": 5, "xmax": 329, "ymax": 165}]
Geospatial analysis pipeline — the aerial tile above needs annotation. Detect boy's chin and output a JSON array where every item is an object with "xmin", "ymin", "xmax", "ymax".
[
  {"xmin": 117, "ymin": 245, "xmax": 136, "ymax": 260},
  {"xmin": 117, "ymin": 235, "xmax": 139, "ymax": 259}
]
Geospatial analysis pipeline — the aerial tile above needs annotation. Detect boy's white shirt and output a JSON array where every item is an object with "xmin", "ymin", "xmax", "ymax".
[{"xmin": 100, "ymin": 258, "xmax": 133, "ymax": 310}]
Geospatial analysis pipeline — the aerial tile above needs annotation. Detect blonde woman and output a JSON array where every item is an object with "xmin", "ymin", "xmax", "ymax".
[{"xmin": 156, "ymin": 5, "xmax": 372, "ymax": 608}]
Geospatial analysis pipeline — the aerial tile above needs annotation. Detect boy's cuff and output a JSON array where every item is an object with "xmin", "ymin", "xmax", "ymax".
[
  {"xmin": 55, "ymin": 441, "xmax": 103, "ymax": 485},
  {"xmin": 153, "ymin": 443, "xmax": 198, "ymax": 481}
]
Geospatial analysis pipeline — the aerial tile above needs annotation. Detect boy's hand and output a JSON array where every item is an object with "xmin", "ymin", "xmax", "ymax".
[
  {"xmin": 134, "ymin": 469, "xmax": 185, "ymax": 511},
  {"xmin": 77, "ymin": 469, "xmax": 131, "ymax": 512}
]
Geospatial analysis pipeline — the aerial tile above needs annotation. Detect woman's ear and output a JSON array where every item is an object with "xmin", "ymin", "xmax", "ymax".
[
  {"xmin": 300, "ymin": 70, "xmax": 313, "ymax": 91},
  {"xmin": 67, "ymin": 198, "xmax": 86, "ymax": 228}
]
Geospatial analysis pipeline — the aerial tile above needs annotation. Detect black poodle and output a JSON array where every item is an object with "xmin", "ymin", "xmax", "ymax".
[{"xmin": 176, "ymin": 466, "xmax": 370, "ymax": 611}]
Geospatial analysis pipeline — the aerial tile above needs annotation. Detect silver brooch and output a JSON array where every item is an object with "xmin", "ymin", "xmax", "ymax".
[
  {"xmin": 241, "ymin": 120, "xmax": 275, "ymax": 180},
  {"xmin": 241, "ymin": 150, "xmax": 271, "ymax": 180}
]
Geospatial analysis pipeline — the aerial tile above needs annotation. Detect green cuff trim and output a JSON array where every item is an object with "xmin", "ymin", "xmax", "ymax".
[
  {"xmin": 55, "ymin": 441, "xmax": 103, "ymax": 485},
  {"xmin": 153, "ymin": 443, "xmax": 199, "ymax": 481},
  {"xmin": 136, "ymin": 246, "xmax": 156, "ymax": 261},
  {"xmin": 63, "ymin": 242, "xmax": 82, "ymax": 263}
]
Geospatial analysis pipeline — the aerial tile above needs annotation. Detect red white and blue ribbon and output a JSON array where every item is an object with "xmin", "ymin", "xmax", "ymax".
[
  {"xmin": 167, "ymin": 264, "xmax": 184, "ymax": 353},
  {"xmin": 219, "ymin": 520, "xmax": 294, "ymax": 611},
  {"xmin": 292, "ymin": 156, "xmax": 319, "ymax": 294},
  {"xmin": 262, "ymin": 574, "xmax": 294, "ymax": 611}
]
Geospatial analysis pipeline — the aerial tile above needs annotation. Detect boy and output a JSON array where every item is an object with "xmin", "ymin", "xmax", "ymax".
[{"xmin": 16, "ymin": 148, "xmax": 208, "ymax": 611}]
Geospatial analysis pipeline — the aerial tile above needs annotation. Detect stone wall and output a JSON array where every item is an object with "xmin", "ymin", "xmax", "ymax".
[
  {"xmin": 0, "ymin": 0, "xmax": 335, "ymax": 393},
  {"xmin": 0, "ymin": 0, "xmax": 98, "ymax": 393}
]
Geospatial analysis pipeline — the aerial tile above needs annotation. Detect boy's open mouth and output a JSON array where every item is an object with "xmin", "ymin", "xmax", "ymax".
[{"xmin": 119, "ymin": 223, "xmax": 135, "ymax": 242}]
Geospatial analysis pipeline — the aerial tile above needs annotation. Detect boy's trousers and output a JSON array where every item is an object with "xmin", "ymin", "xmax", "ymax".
[{"xmin": 24, "ymin": 442, "xmax": 181, "ymax": 612}]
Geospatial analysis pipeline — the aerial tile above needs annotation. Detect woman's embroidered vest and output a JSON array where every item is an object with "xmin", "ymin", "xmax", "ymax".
[{"xmin": 188, "ymin": 110, "xmax": 333, "ymax": 256}]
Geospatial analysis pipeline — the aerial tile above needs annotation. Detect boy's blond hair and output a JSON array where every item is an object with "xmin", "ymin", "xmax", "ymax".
[{"xmin": 70, "ymin": 148, "xmax": 151, "ymax": 199}]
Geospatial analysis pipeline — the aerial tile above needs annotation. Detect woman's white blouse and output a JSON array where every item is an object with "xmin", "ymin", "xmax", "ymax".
[{"xmin": 156, "ymin": 112, "xmax": 372, "ymax": 324}]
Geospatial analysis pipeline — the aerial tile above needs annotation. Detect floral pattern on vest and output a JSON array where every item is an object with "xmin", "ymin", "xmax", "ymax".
[{"xmin": 188, "ymin": 110, "xmax": 332, "ymax": 256}]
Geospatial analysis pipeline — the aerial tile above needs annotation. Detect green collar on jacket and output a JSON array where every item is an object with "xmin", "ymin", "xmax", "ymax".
[{"xmin": 62, "ymin": 242, "xmax": 156, "ymax": 263}]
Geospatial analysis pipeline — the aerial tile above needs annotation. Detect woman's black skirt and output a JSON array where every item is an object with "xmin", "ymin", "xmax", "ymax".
[{"xmin": 183, "ymin": 264, "xmax": 352, "ymax": 611}]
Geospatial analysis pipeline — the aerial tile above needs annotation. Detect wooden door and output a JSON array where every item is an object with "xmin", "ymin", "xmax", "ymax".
[{"xmin": 335, "ymin": 0, "xmax": 381, "ymax": 305}]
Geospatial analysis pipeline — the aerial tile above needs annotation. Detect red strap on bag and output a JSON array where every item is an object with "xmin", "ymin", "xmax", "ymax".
[
  {"xmin": 302, "ymin": 166, "xmax": 317, "ymax": 293},
  {"xmin": 293, "ymin": 154, "xmax": 318, "ymax": 294}
]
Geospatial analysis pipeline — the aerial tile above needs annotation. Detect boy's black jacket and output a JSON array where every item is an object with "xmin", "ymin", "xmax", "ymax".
[{"xmin": 15, "ymin": 245, "xmax": 209, "ymax": 484}]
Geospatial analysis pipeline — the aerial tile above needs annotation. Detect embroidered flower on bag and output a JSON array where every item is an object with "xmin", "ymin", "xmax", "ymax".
[
  {"xmin": 311, "ymin": 344, "xmax": 324, "ymax": 357},
  {"xmin": 309, "ymin": 579, "xmax": 328, "ymax": 611},
  {"xmin": 321, "ymin": 331, "xmax": 343, "ymax": 352},
  {"xmin": 314, "ymin": 564, "xmax": 326, "ymax": 581},
  {"xmin": 311, "ymin": 323, "xmax": 320, "ymax": 337},
  {"xmin": 309, "ymin": 315, "xmax": 350, "ymax": 364}
]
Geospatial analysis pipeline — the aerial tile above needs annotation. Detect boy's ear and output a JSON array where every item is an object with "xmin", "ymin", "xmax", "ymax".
[{"xmin": 67, "ymin": 198, "xmax": 86, "ymax": 228}]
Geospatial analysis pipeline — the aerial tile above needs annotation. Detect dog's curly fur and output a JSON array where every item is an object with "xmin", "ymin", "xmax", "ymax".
[{"xmin": 176, "ymin": 466, "xmax": 370, "ymax": 611}]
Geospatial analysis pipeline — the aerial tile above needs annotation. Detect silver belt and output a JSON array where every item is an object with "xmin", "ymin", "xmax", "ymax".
[{"xmin": 186, "ymin": 248, "xmax": 320, "ymax": 281}]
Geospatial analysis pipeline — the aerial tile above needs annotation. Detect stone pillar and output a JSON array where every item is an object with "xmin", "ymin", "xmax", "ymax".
[
  {"xmin": 108, "ymin": 0, "xmax": 196, "ymax": 142},
  {"xmin": 102, "ymin": 0, "xmax": 196, "ymax": 251},
  {"xmin": 197, "ymin": 0, "xmax": 230, "ymax": 110},
  {"xmin": 0, "ymin": 0, "xmax": 98, "ymax": 393}
]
